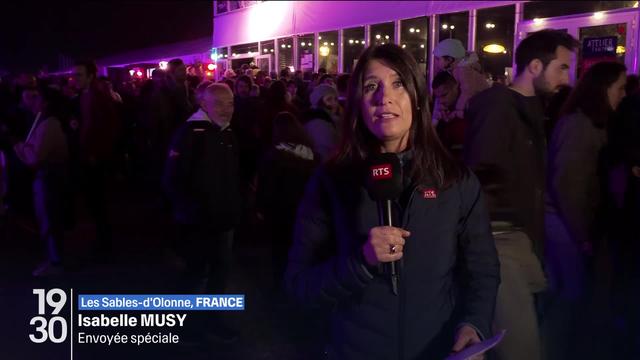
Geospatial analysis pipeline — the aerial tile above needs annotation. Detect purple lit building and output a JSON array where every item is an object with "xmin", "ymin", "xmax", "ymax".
[
  {"xmin": 213, "ymin": 1, "xmax": 639, "ymax": 84},
  {"xmin": 97, "ymin": 1, "xmax": 639, "ymax": 85}
]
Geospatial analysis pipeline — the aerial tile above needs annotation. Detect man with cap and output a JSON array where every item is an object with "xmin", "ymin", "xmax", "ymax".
[
  {"xmin": 433, "ymin": 38, "xmax": 490, "ymax": 123},
  {"xmin": 303, "ymin": 84, "xmax": 340, "ymax": 162}
]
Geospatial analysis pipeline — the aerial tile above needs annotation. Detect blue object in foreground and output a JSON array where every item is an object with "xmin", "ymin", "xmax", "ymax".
[{"xmin": 445, "ymin": 329, "xmax": 507, "ymax": 360}]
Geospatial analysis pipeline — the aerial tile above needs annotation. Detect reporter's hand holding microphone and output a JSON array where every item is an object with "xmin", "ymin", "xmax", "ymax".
[
  {"xmin": 365, "ymin": 153, "xmax": 406, "ymax": 295},
  {"xmin": 362, "ymin": 226, "xmax": 410, "ymax": 266}
]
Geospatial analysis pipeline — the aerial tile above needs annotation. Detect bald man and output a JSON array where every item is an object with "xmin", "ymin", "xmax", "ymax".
[{"xmin": 163, "ymin": 83, "xmax": 241, "ymax": 294}]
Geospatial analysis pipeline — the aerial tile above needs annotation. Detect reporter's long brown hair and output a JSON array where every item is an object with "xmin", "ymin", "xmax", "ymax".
[{"xmin": 332, "ymin": 43, "xmax": 464, "ymax": 189}]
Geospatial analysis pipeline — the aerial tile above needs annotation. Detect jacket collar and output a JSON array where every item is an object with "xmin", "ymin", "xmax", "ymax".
[
  {"xmin": 187, "ymin": 109, "xmax": 230, "ymax": 131},
  {"xmin": 187, "ymin": 108, "xmax": 211, "ymax": 123}
]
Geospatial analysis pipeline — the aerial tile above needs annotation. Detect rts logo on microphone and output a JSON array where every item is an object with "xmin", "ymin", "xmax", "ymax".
[{"xmin": 371, "ymin": 164, "xmax": 392, "ymax": 180}]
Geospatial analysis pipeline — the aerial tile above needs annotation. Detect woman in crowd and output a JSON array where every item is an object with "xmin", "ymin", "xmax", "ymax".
[
  {"xmin": 14, "ymin": 86, "xmax": 70, "ymax": 276},
  {"xmin": 285, "ymin": 43, "xmax": 499, "ymax": 359},
  {"xmin": 234, "ymin": 75, "xmax": 253, "ymax": 98},
  {"xmin": 544, "ymin": 61, "xmax": 627, "ymax": 359},
  {"xmin": 609, "ymin": 71, "xmax": 640, "ymax": 358},
  {"xmin": 262, "ymin": 80, "xmax": 299, "ymax": 149}
]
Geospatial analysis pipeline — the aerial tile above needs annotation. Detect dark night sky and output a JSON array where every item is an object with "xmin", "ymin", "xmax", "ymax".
[{"xmin": 0, "ymin": 2, "xmax": 212, "ymax": 74}]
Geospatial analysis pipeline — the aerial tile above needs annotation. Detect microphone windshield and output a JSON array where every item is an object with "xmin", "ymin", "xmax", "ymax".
[{"xmin": 366, "ymin": 153, "xmax": 403, "ymax": 201}]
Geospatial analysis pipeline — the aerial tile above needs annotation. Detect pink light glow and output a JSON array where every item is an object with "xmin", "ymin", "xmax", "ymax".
[{"xmin": 246, "ymin": 1, "xmax": 292, "ymax": 43}]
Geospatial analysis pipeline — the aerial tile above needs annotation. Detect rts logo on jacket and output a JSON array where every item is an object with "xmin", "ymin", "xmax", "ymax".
[
  {"xmin": 370, "ymin": 164, "xmax": 392, "ymax": 180},
  {"xmin": 423, "ymin": 188, "xmax": 437, "ymax": 199}
]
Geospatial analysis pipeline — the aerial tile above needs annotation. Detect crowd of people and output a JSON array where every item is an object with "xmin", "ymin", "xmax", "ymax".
[{"xmin": 0, "ymin": 28, "xmax": 639, "ymax": 359}]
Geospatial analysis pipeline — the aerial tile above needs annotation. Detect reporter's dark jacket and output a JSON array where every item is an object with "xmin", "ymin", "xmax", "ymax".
[
  {"xmin": 163, "ymin": 110, "xmax": 242, "ymax": 230},
  {"xmin": 285, "ymin": 161, "xmax": 500, "ymax": 360}
]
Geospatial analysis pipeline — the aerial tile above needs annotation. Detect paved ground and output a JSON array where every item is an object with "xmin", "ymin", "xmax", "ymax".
[{"xmin": 0, "ymin": 179, "xmax": 327, "ymax": 360}]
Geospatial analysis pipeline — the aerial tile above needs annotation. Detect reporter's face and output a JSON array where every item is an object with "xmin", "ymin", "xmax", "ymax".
[{"xmin": 361, "ymin": 60, "xmax": 412, "ymax": 149}]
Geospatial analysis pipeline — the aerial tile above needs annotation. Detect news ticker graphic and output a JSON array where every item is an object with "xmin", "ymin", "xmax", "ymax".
[{"xmin": 29, "ymin": 288, "xmax": 245, "ymax": 355}]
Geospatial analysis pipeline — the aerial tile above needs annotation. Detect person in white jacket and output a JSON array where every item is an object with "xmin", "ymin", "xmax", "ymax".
[{"xmin": 13, "ymin": 87, "xmax": 69, "ymax": 277}]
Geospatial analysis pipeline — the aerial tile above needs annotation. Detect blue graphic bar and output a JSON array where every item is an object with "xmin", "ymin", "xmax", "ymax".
[{"xmin": 77, "ymin": 295, "xmax": 245, "ymax": 311}]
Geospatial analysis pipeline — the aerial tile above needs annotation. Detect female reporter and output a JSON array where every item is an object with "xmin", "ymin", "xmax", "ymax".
[{"xmin": 285, "ymin": 44, "xmax": 500, "ymax": 359}]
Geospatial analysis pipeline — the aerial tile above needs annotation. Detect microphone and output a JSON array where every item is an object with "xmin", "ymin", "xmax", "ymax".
[{"xmin": 365, "ymin": 153, "xmax": 404, "ymax": 295}]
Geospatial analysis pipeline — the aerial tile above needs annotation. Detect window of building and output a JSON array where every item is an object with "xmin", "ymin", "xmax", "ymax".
[
  {"xmin": 438, "ymin": 11, "xmax": 469, "ymax": 49},
  {"xmin": 277, "ymin": 37, "xmax": 294, "ymax": 73},
  {"xmin": 344, "ymin": 26, "xmax": 366, "ymax": 73},
  {"xmin": 370, "ymin": 22, "xmax": 395, "ymax": 46},
  {"xmin": 216, "ymin": 1, "xmax": 228, "ymax": 14},
  {"xmin": 260, "ymin": 40, "xmax": 275, "ymax": 55},
  {"xmin": 213, "ymin": 47, "xmax": 229, "ymax": 61},
  {"xmin": 226, "ymin": 0, "xmax": 262, "ymax": 13},
  {"xmin": 298, "ymin": 34, "xmax": 315, "ymax": 74},
  {"xmin": 523, "ymin": 1, "xmax": 636, "ymax": 20},
  {"xmin": 257, "ymin": 40, "xmax": 275, "ymax": 74},
  {"xmin": 230, "ymin": 43, "xmax": 259, "ymax": 58},
  {"xmin": 229, "ymin": 43, "xmax": 259, "ymax": 71},
  {"xmin": 318, "ymin": 31, "xmax": 339, "ymax": 74},
  {"xmin": 400, "ymin": 16, "xmax": 429, "ymax": 75},
  {"xmin": 476, "ymin": 5, "xmax": 515, "ymax": 81},
  {"xmin": 229, "ymin": 1, "xmax": 242, "ymax": 11}
]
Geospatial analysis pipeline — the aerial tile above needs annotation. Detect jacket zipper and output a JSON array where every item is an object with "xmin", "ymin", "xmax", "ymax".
[{"xmin": 397, "ymin": 185, "xmax": 418, "ymax": 360}]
